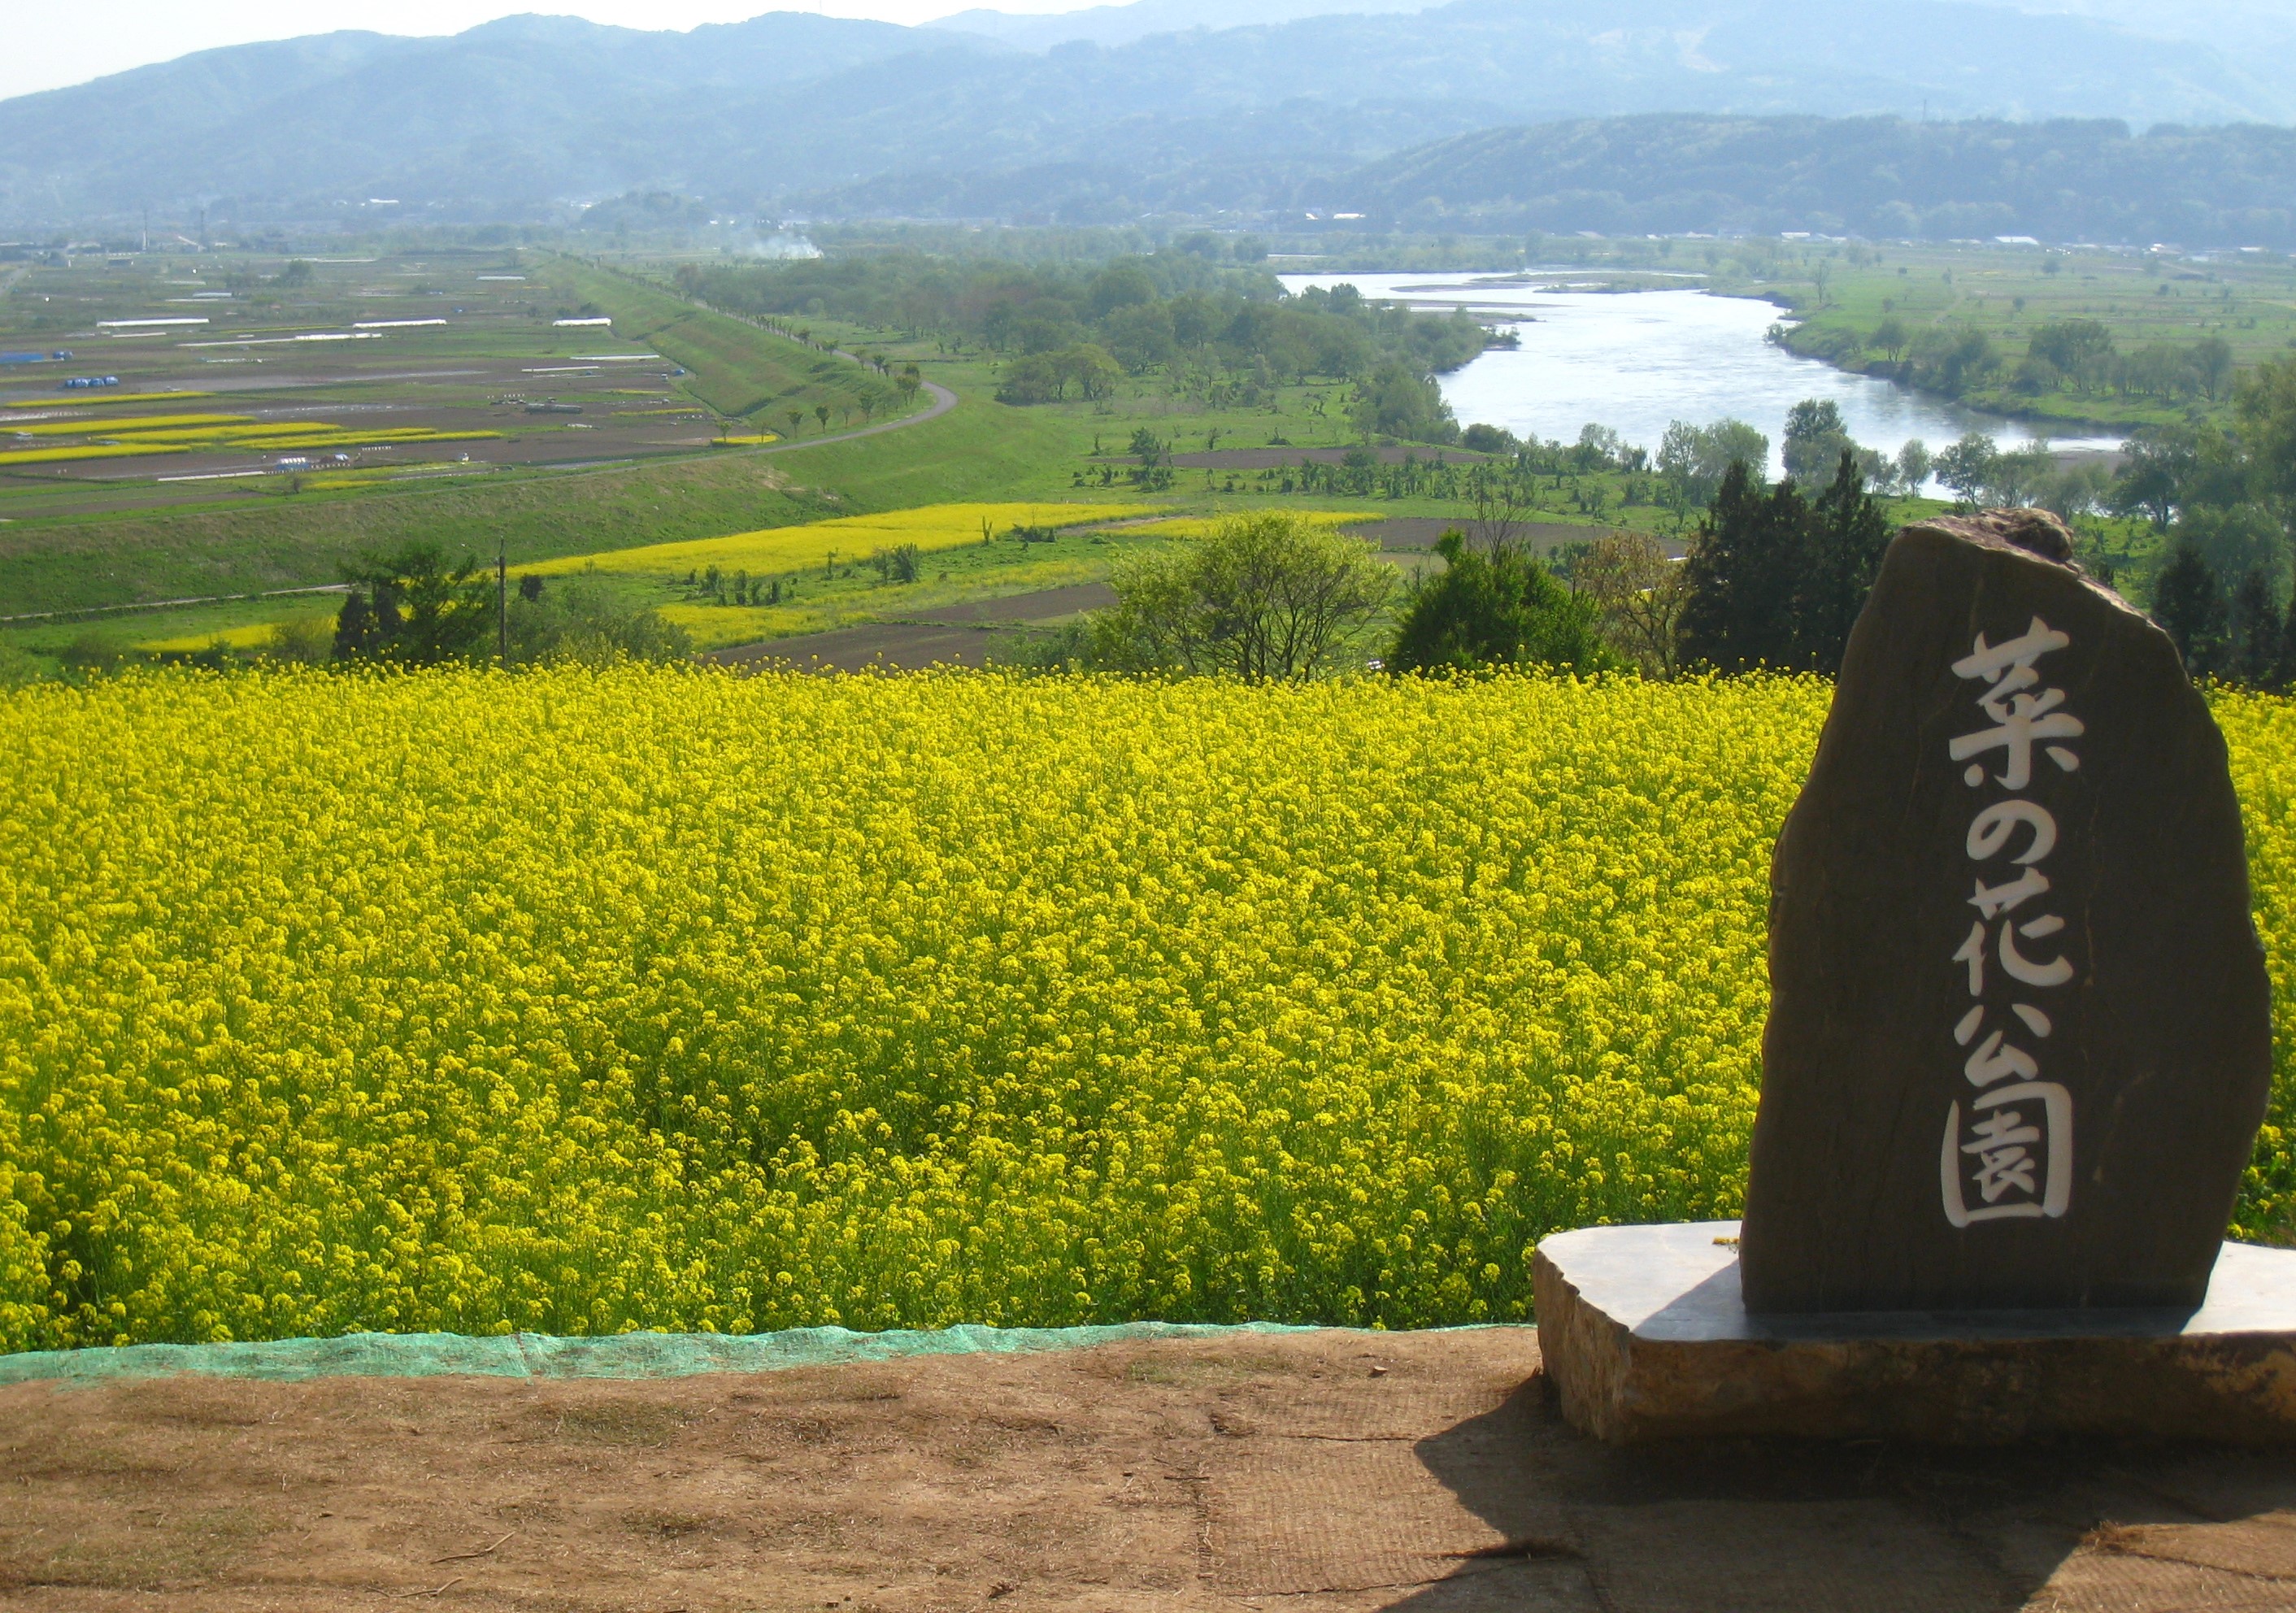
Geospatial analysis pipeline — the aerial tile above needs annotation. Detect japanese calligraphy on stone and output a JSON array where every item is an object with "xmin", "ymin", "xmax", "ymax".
[
  {"xmin": 1943, "ymin": 618, "xmax": 2081, "ymax": 1226},
  {"xmin": 1742, "ymin": 509, "xmax": 2270, "ymax": 1313}
]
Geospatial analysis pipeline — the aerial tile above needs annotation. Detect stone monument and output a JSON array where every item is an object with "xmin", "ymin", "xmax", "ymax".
[{"xmin": 1534, "ymin": 510, "xmax": 2296, "ymax": 1441}]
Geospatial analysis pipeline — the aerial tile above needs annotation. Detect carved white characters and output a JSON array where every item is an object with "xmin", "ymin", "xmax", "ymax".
[{"xmin": 1943, "ymin": 619, "xmax": 2080, "ymax": 1227}]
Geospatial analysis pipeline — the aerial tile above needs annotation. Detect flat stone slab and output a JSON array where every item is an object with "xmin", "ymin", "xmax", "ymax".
[{"xmin": 1535, "ymin": 1220, "xmax": 2296, "ymax": 1444}]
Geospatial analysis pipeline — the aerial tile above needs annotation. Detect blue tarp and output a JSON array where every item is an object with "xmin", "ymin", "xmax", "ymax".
[{"xmin": 0, "ymin": 1320, "xmax": 1330, "ymax": 1387}]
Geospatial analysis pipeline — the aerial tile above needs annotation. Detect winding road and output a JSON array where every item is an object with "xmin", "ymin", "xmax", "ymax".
[{"xmin": 751, "ymin": 374, "xmax": 957, "ymax": 454}]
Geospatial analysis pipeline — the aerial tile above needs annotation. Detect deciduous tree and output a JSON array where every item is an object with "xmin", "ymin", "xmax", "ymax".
[
  {"xmin": 1092, "ymin": 513, "xmax": 1394, "ymax": 680},
  {"xmin": 1575, "ymin": 531, "xmax": 1688, "ymax": 677}
]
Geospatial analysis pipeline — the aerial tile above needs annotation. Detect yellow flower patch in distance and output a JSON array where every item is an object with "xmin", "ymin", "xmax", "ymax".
[
  {"xmin": 224, "ymin": 429, "xmax": 503, "ymax": 450},
  {"xmin": 655, "ymin": 602, "xmax": 818, "ymax": 647},
  {"xmin": 527, "ymin": 502, "xmax": 1160, "ymax": 580},
  {"xmin": 95, "ymin": 421, "xmax": 339, "ymax": 446},
  {"xmin": 137, "ymin": 619, "xmax": 334, "ymax": 653},
  {"xmin": 6, "ymin": 670, "xmax": 2293, "ymax": 1354},
  {"xmin": 3, "ymin": 391, "xmax": 216, "ymax": 409},
  {"xmin": 8, "ymin": 412, "xmax": 253, "ymax": 437},
  {"xmin": 0, "ymin": 442, "xmax": 194, "ymax": 466},
  {"xmin": 1120, "ymin": 509, "xmax": 1368, "ymax": 539}
]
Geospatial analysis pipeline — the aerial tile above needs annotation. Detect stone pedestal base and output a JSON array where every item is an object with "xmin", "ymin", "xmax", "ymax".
[{"xmin": 1533, "ymin": 1220, "xmax": 2296, "ymax": 1444}]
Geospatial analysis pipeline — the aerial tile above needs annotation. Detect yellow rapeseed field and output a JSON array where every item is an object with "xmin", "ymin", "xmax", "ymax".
[
  {"xmin": 0, "ymin": 415, "xmax": 500, "ymax": 467},
  {"xmin": 1116, "ymin": 511, "xmax": 1364, "ymax": 539},
  {"xmin": 2, "ymin": 669, "xmax": 2291, "ymax": 1353},
  {"xmin": 0, "ymin": 443, "xmax": 192, "ymax": 467},
  {"xmin": 6, "ymin": 412, "xmax": 250, "ymax": 437},
  {"xmin": 526, "ymin": 502, "xmax": 1157, "ymax": 581}
]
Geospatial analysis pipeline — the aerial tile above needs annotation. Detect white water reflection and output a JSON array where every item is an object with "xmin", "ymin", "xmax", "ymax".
[{"xmin": 1279, "ymin": 272, "xmax": 2122, "ymax": 482}]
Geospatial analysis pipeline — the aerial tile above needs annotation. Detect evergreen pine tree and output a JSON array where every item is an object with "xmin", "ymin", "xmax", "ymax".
[
  {"xmin": 2152, "ymin": 540, "xmax": 2229, "ymax": 678},
  {"xmin": 2228, "ymin": 566, "xmax": 2284, "ymax": 689},
  {"xmin": 332, "ymin": 590, "xmax": 376, "ymax": 662},
  {"xmin": 1798, "ymin": 449, "xmax": 1894, "ymax": 672},
  {"xmin": 1676, "ymin": 459, "xmax": 1811, "ymax": 671}
]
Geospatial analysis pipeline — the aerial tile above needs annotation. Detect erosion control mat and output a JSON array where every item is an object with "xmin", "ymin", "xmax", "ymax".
[
  {"xmin": 0, "ymin": 1320, "xmax": 1311, "ymax": 1388},
  {"xmin": 5, "ymin": 1324, "xmax": 2296, "ymax": 1611}
]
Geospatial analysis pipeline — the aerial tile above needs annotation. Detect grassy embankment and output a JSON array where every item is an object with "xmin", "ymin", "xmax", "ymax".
[{"xmin": 537, "ymin": 258, "xmax": 888, "ymax": 427}]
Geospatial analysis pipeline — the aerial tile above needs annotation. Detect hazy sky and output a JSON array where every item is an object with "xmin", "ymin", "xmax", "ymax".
[{"xmin": 4, "ymin": 1, "xmax": 1075, "ymax": 101}]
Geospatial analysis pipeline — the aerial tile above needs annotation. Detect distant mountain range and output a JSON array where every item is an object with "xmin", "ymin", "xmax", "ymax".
[
  {"xmin": 1327, "ymin": 115, "xmax": 2296, "ymax": 245},
  {"xmin": 934, "ymin": 0, "xmax": 2296, "ymax": 58},
  {"xmin": 1, "ymin": 0, "xmax": 2292, "ymax": 234},
  {"xmin": 926, "ymin": 0, "xmax": 1438, "ymax": 52}
]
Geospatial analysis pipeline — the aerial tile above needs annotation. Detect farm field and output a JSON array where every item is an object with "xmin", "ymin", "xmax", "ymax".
[
  {"xmin": 6, "ymin": 667, "xmax": 2296, "ymax": 1353},
  {"xmin": 0, "ymin": 251, "xmax": 718, "ymax": 500},
  {"xmin": 121, "ymin": 501, "xmax": 1297, "ymax": 658},
  {"xmin": 20, "ymin": 237, "xmax": 2237, "ymax": 677},
  {"xmin": 8, "ymin": 245, "xmax": 1985, "ymax": 674},
  {"xmin": 0, "ymin": 249, "xmax": 946, "ymax": 645}
]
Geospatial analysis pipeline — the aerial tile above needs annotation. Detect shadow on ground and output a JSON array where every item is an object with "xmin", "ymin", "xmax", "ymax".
[
  {"xmin": 7, "ymin": 1325, "xmax": 2294, "ymax": 1610},
  {"xmin": 1401, "ymin": 1376, "xmax": 2296, "ymax": 1611}
]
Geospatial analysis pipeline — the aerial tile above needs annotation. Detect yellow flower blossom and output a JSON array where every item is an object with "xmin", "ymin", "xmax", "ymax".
[{"xmin": 1, "ymin": 668, "xmax": 2289, "ymax": 1354}]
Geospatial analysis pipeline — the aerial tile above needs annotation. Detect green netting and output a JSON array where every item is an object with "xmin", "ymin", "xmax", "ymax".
[{"xmin": 0, "ymin": 1320, "xmax": 1328, "ymax": 1388}]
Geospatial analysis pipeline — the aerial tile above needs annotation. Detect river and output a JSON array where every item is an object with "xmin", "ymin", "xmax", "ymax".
[{"xmin": 1277, "ymin": 272, "xmax": 2120, "ymax": 481}]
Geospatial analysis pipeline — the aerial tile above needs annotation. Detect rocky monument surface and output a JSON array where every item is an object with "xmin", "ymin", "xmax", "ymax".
[
  {"xmin": 1741, "ymin": 508, "xmax": 2273, "ymax": 1311},
  {"xmin": 1534, "ymin": 511, "xmax": 2293, "ymax": 1442}
]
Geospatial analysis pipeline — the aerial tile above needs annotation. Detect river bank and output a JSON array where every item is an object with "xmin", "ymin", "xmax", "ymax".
[{"xmin": 1280, "ymin": 272, "xmax": 2124, "ymax": 483}]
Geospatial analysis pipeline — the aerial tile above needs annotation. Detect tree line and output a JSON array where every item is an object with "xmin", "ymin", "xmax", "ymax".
[
  {"xmin": 674, "ymin": 254, "xmax": 1498, "ymax": 445},
  {"xmin": 1795, "ymin": 312, "xmax": 2242, "ymax": 408},
  {"xmin": 324, "ymin": 544, "xmax": 690, "ymax": 669},
  {"xmin": 1344, "ymin": 117, "xmax": 2296, "ymax": 249},
  {"xmin": 2111, "ymin": 355, "xmax": 2296, "ymax": 685},
  {"xmin": 1048, "ymin": 447, "xmax": 1898, "ymax": 683}
]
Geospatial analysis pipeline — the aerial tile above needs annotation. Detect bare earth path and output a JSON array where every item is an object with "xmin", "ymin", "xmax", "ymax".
[
  {"xmin": 705, "ymin": 583, "xmax": 1115, "ymax": 672},
  {"xmin": 754, "ymin": 376, "xmax": 958, "ymax": 455},
  {"xmin": 6, "ymin": 1327, "xmax": 2295, "ymax": 1611}
]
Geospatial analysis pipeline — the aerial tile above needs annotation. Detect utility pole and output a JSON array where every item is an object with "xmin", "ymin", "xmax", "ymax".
[{"xmin": 497, "ymin": 537, "xmax": 508, "ymax": 667}]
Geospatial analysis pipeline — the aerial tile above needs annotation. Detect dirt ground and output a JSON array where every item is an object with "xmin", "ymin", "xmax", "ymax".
[
  {"xmin": 708, "ymin": 585, "xmax": 1117, "ymax": 672},
  {"xmin": 5, "ymin": 1327, "xmax": 2295, "ymax": 1611}
]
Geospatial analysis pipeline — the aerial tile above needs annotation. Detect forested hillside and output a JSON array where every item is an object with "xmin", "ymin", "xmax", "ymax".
[
  {"xmin": 2, "ymin": 0, "xmax": 2285, "ymax": 228},
  {"xmin": 1332, "ymin": 115, "xmax": 2296, "ymax": 246}
]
